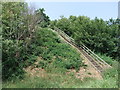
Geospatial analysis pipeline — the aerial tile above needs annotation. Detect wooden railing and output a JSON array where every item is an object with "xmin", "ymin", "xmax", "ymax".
[{"xmin": 53, "ymin": 27, "xmax": 112, "ymax": 71}]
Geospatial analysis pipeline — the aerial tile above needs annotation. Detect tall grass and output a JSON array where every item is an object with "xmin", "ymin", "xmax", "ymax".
[
  {"xmin": 3, "ymin": 56, "xmax": 118, "ymax": 88},
  {"xmin": 3, "ymin": 28, "xmax": 118, "ymax": 88},
  {"xmin": 3, "ymin": 68, "xmax": 118, "ymax": 88},
  {"xmin": 32, "ymin": 28, "xmax": 83, "ymax": 71},
  {"xmin": 96, "ymin": 53, "xmax": 116, "ymax": 66}
]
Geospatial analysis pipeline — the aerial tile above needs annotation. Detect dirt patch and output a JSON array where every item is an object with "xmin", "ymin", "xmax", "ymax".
[
  {"xmin": 66, "ymin": 56, "xmax": 103, "ymax": 80},
  {"xmin": 24, "ymin": 29, "xmax": 103, "ymax": 80},
  {"xmin": 64, "ymin": 42, "xmax": 103, "ymax": 80},
  {"xmin": 52, "ymin": 30, "xmax": 103, "ymax": 80},
  {"xmin": 24, "ymin": 66, "xmax": 47, "ymax": 78},
  {"xmin": 76, "ymin": 57, "xmax": 103, "ymax": 80},
  {"xmin": 24, "ymin": 57, "xmax": 102, "ymax": 81}
]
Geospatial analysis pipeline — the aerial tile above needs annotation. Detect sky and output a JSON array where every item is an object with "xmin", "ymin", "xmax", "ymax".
[{"xmin": 26, "ymin": 1, "xmax": 118, "ymax": 21}]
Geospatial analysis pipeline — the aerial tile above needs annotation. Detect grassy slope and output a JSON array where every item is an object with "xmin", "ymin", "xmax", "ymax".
[
  {"xmin": 3, "ymin": 67, "xmax": 118, "ymax": 88},
  {"xmin": 3, "ymin": 28, "xmax": 118, "ymax": 88},
  {"xmin": 96, "ymin": 53, "xmax": 116, "ymax": 66}
]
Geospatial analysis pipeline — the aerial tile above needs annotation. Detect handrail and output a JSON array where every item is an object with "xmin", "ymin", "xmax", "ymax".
[
  {"xmin": 53, "ymin": 27, "xmax": 111, "ymax": 68},
  {"xmin": 78, "ymin": 40, "xmax": 111, "ymax": 67}
]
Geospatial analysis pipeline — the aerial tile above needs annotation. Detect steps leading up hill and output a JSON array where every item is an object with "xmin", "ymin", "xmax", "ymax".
[{"xmin": 51, "ymin": 27, "xmax": 112, "ymax": 76}]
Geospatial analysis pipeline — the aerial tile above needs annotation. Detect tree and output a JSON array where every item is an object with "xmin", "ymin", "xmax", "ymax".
[
  {"xmin": 52, "ymin": 16, "xmax": 119, "ymax": 60},
  {"xmin": 35, "ymin": 8, "xmax": 50, "ymax": 27}
]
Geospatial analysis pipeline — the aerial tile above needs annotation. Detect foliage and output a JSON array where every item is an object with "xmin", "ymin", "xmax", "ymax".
[
  {"xmin": 32, "ymin": 28, "xmax": 83, "ymax": 71},
  {"xmin": 2, "ymin": 40, "xmax": 25, "ymax": 80},
  {"xmin": 3, "ymin": 54, "xmax": 118, "ymax": 88},
  {"xmin": 96, "ymin": 53, "xmax": 115, "ymax": 65},
  {"xmin": 3, "ymin": 66, "xmax": 118, "ymax": 88},
  {"xmin": 35, "ymin": 8, "xmax": 50, "ymax": 27},
  {"xmin": 2, "ymin": 2, "xmax": 28, "ymax": 40},
  {"xmin": 51, "ymin": 16, "xmax": 119, "ymax": 60},
  {"xmin": 2, "ymin": 2, "xmax": 28, "ymax": 81},
  {"xmin": 2, "ymin": 2, "xmax": 50, "ymax": 81},
  {"xmin": 2, "ymin": 2, "xmax": 119, "ymax": 88},
  {"xmin": 103, "ymin": 68, "xmax": 118, "ymax": 79}
]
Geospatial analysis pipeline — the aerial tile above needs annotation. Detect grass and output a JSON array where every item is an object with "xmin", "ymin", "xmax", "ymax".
[
  {"xmin": 3, "ymin": 53, "xmax": 118, "ymax": 88},
  {"xmin": 31, "ymin": 28, "xmax": 83, "ymax": 71},
  {"xmin": 3, "ymin": 67, "xmax": 118, "ymax": 88},
  {"xmin": 3, "ymin": 28, "xmax": 118, "ymax": 88},
  {"xmin": 96, "ymin": 53, "xmax": 116, "ymax": 66}
]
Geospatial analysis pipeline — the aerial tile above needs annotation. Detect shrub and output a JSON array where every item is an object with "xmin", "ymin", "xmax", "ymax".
[
  {"xmin": 34, "ymin": 28, "xmax": 83, "ymax": 71},
  {"xmin": 96, "ymin": 53, "xmax": 114, "ymax": 65},
  {"xmin": 2, "ymin": 40, "xmax": 25, "ymax": 80}
]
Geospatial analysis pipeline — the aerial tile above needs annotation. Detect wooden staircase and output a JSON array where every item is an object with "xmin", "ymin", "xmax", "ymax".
[{"xmin": 52, "ymin": 27, "xmax": 112, "ymax": 76}]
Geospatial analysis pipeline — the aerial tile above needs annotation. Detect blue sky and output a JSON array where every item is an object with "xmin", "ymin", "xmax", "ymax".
[{"xmin": 28, "ymin": 2, "xmax": 118, "ymax": 20}]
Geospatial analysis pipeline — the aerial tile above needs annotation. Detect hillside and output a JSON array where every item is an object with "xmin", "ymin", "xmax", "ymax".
[
  {"xmin": 3, "ymin": 28, "xmax": 118, "ymax": 88},
  {"xmin": 2, "ymin": 2, "xmax": 119, "ymax": 88}
]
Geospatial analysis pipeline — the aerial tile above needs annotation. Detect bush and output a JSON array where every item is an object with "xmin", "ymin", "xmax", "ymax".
[
  {"xmin": 2, "ymin": 40, "xmax": 25, "ymax": 80},
  {"xmin": 33, "ymin": 28, "xmax": 83, "ymax": 71},
  {"xmin": 96, "ymin": 53, "xmax": 114, "ymax": 65},
  {"xmin": 53, "ymin": 16, "xmax": 119, "ymax": 60},
  {"xmin": 2, "ymin": 27, "xmax": 83, "ymax": 81},
  {"xmin": 24, "ymin": 55, "xmax": 37, "ymax": 67}
]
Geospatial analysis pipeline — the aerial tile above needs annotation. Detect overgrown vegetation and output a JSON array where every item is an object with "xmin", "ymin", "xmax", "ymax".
[
  {"xmin": 96, "ymin": 53, "xmax": 117, "ymax": 66},
  {"xmin": 28, "ymin": 28, "xmax": 83, "ymax": 71},
  {"xmin": 3, "ymin": 60, "xmax": 118, "ymax": 88},
  {"xmin": 2, "ymin": 1, "xmax": 119, "ymax": 88},
  {"xmin": 50, "ymin": 16, "xmax": 120, "ymax": 60},
  {"xmin": 2, "ymin": 2, "xmax": 82, "ymax": 81},
  {"xmin": 2, "ymin": 2, "xmax": 50, "ymax": 81}
]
